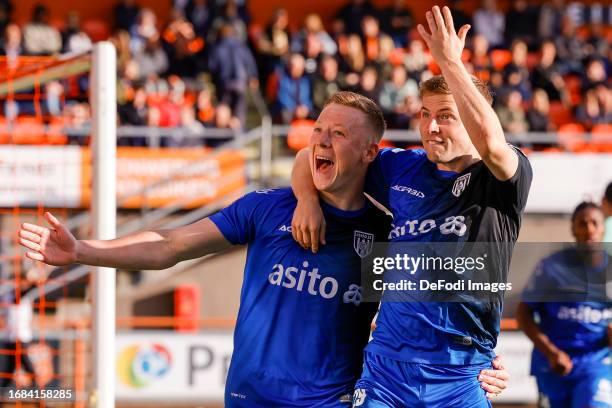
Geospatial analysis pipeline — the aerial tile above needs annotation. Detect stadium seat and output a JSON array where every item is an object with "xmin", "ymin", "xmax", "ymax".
[
  {"xmin": 45, "ymin": 117, "xmax": 68, "ymax": 145},
  {"xmin": 557, "ymin": 123, "xmax": 586, "ymax": 152},
  {"xmin": 12, "ymin": 116, "xmax": 46, "ymax": 144},
  {"xmin": 82, "ymin": 19, "xmax": 110, "ymax": 42},
  {"xmin": 526, "ymin": 52, "xmax": 539, "ymax": 70},
  {"xmin": 0, "ymin": 117, "xmax": 10, "ymax": 144},
  {"xmin": 378, "ymin": 139, "xmax": 396, "ymax": 149},
  {"xmin": 548, "ymin": 102, "xmax": 575, "ymax": 127},
  {"xmin": 490, "ymin": 49, "xmax": 512, "ymax": 71},
  {"xmin": 287, "ymin": 119, "xmax": 315, "ymax": 151},
  {"xmin": 563, "ymin": 75, "xmax": 582, "ymax": 105},
  {"xmin": 591, "ymin": 124, "xmax": 612, "ymax": 152}
]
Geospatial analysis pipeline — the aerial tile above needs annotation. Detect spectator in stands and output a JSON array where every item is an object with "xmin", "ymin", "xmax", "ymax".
[
  {"xmin": 180, "ymin": 105, "xmax": 205, "ymax": 141},
  {"xmin": 361, "ymin": 15, "xmax": 392, "ymax": 65},
  {"xmin": 374, "ymin": 35, "xmax": 395, "ymax": 80},
  {"xmin": 403, "ymin": 39, "xmax": 431, "ymax": 82},
  {"xmin": 162, "ymin": 14, "xmax": 205, "ymax": 78},
  {"xmin": 338, "ymin": 34, "xmax": 365, "ymax": 88},
  {"xmin": 585, "ymin": 23, "xmax": 608, "ymax": 60},
  {"xmin": 44, "ymin": 80, "xmax": 63, "ymax": 117},
  {"xmin": 504, "ymin": 0, "xmax": 538, "ymax": 48},
  {"xmin": 276, "ymin": 53, "xmax": 312, "ymax": 124},
  {"xmin": 114, "ymin": 0, "xmax": 140, "ymax": 32},
  {"xmin": 254, "ymin": 8, "xmax": 290, "ymax": 91},
  {"xmin": 312, "ymin": 55, "xmax": 342, "ymax": 116},
  {"xmin": 469, "ymin": 34, "xmax": 492, "ymax": 82},
  {"xmin": 208, "ymin": 0, "xmax": 247, "ymax": 44},
  {"xmin": 538, "ymin": 0, "xmax": 566, "ymax": 41},
  {"xmin": 379, "ymin": 65, "xmax": 418, "ymax": 128},
  {"xmin": 356, "ymin": 65, "xmax": 381, "ymax": 104},
  {"xmin": 109, "ymin": 29, "xmax": 132, "ymax": 73},
  {"xmin": 22, "ymin": 4, "xmax": 62, "ymax": 55},
  {"xmin": 208, "ymin": 24, "xmax": 258, "ymax": 128},
  {"xmin": 130, "ymin": 8, "xmax": 159, "ymax": 56},
  {"xmin": 496, "ymin": 89, "xmax": 528, "ymax": 133},
  {"xmin": 503, "ymin": 40, "xmax": 532, "ymax": 101},
  {"xmin": 213, "ymin": 103, "xmax": 241, "ymax": 131},
  {"xmin": 380, "ymin": 0, "xmax": 413, "ymax": 47},
  {"xmin": 473, "ymin": 0, "xmax": 505, "ymax": 49},
  {"xmin": 61, "ymin": 11, "xmax": 92, "ymax": 54},
  {"xmin": 0, "ymin": 23, "xmax": 23, "ymax": 64},
  {"xmin": 527, "ymin": 89, "xmax": 554, "ymax": 132},
  {"xmin": 575, "ymin": 88, "xmax": 608, "ymax": 131},
  {"xmin": 195, "ymin": 86, "xmax": 215, "ymax": 126},
  {"xmin": 301, "ymin": 33, "xmax": 324, "ymax": 75},
  {"xmin": 185, "ymin": 0, "xmax": 213, "ymax": 37},
  {"xmin": 582, "ymin": 58, "xmax": 607, "ymax": 93},
  {"xmin": 334, "ymin": 0, "xmax": 378, "ymax": 35},
  {"xmin": 0, "ymin": 0, "xmax": 13, "ymax": 43},
  {"xmin": 530, "ymin": 41, "xmax": 568, "ymax": 104},
  {"xmin": 118, "ymin": 85, "xmax": 149, "ymax": 146},
  {"xmin": 554, "ymin": 17, "xmax": 586, "ymax": 75},
  {"xmin": 602, "ymin": 182, "xmax": 612, "ymax": 242},
  {"xmin": 133, "ymin": 34, "xmax": 169, "ymax": 79},
  {"xmin": 449, "ymin": 0, "xmax": 472, "ymax": 33},
  {"xmin": 292, "ymin": 14, "xmax": 337, "ymax": 57}
]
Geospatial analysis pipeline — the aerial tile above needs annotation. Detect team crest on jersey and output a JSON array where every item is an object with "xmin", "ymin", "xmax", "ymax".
[
  {"xmin": 452, "ymin": 173, "xmax": 471, "ymax": 197},
  {"xmin": 353, "ymin": 389, "xmax": 366, "ymax": 406},
  {"xmin": 353, "ymin": 230, "xmax": 374, "ymax": 258}
]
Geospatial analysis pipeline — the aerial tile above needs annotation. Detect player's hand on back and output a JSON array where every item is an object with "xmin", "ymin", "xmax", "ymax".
[
  {"xmin": 546, "ymin": 349, "xmax": 573, "ymax": 376},
  {"xmin": 291, "ymin": 198, "xmax": 326, "ymax": 253},
  {"xmin": 19, "ymin": 212, "xmax": 77, "ymax": 266},
  {"xmin": 417, "ymin": 5, "xmax": 470, "ymax": 65},
  {"xmin": 479, "ymin": 355, "xmax": 509, "ymax": 400}
]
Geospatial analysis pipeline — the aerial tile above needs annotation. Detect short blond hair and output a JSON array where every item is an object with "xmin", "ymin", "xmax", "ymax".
[
  {"xmin": 419, "ymin": 75, "xmax": 494, "ymax": 105},
  {"xmin": 324, "ymin": 91, "xmax": 386, "ymax": 142}
]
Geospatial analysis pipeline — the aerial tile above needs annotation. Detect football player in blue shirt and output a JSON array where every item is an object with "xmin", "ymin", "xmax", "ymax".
[
  {"xmin": 291, "ymin": 6, "xmax": 529, "ymax": 407},
  {"xmin": 18, "ymin": 92, "xmax": 506, "ymax": 407},
  {"xmin": 517, "ymin": 202, "xmax": 611, "ymax": 408}
]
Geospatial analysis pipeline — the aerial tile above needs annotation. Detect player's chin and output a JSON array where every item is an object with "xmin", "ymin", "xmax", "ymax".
[{"xmin": 313, "ymin": 175, "xmax": 335, "ymax": 192}]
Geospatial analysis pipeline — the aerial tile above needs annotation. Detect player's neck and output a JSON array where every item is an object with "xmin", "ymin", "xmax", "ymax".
[
  {"xmin": 436, "ymin": 153, "xmax": 481, "ymax": 173},
  {"xmin": 319, "ymin": 189, "xmax": 366, "ymax": 211}
]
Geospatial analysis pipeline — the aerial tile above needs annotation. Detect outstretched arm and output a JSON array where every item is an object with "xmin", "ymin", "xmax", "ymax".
[
  {"xmin": 19, "ymin": 212, "xmax": 231, "ymax": 270},
  {"xmin": 417, "ymin": 6, "xmax": 518, "ymax": 181},
  {"xmin": 290, "ymin": 148, "xmax": 326, "ymax": 253},
  {"xmin": 517, "ymin": 302, "xmax": 573, "ymax": 376}
]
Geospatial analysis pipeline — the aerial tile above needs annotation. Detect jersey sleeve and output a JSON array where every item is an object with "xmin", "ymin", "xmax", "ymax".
[
  {"xmin": 365, "ymin": 148, "xmax": 402, "ymax": 208},
  {"xmin": 495, "ymin": 146, "xmax": 533, "ymax": 214},
  {"xmin": 209, "ymin": 191, "xmax": 266, "ymax": 245}
]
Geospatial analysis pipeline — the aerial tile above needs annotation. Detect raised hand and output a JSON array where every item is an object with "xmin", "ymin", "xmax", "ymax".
[
  {"xmin": 19, "ymin": 212, "xmax": 77, "ymax": 266},
  {"xmin": 417, "ymin": 5, "xmax": 470, "ymax": 65}
]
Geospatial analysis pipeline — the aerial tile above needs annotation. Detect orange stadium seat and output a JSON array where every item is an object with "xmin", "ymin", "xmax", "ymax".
[
  {"xmin": 548, "ymin": 101, "xmax": 575, "ymax": 127},
  {"xmin": 287, "ymin": 119, "xmax": 315, "ymax": 151},
  {"xmin": 378, "ymin": 139, "xmax": 396, "ymax": 149},
  {"xmin": 0, "ymin": 117, "xmax": 10, "ymax": 143},
  {"xmin": 490, "ymin": 49, "xmax": 512, "ymax": 71},
  {"xmin": 12, "ymin": 116, "xmax": 46, "ymax": 144},
  {"xmin": 45, "ymin": 117, "xmax": 68, "ymax": 145},
  {"xmin": 557, "ymin": 123, "xmax": 586, "ymax": 152},
  {"xmin": 591, "ymin": 124, "xmax": 612, "ymax": 152}
]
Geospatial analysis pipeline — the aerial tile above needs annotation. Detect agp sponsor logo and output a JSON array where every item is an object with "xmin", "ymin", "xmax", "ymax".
[
  {"xmin": 557, "ymin": 305, "xmax": 612, "ymax": 324},
  {"xmin": 117, "ymin": 344, "xmax": 172, "ymax": 388},
  {"xmin": 391, "ymin": 184, "xmax": 425, "ymax": 198},
  {"xmin": 388, "ymin": 216, "xmax": 467, "ymax": 239}
]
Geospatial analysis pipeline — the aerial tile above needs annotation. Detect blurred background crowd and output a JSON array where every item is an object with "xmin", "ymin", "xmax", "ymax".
[{"xmin": 0, "ymin": 0, "xmax": 609, "ymax": 147}]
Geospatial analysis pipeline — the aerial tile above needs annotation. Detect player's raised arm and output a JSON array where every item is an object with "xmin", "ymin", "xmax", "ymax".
[
  {"xmin": 19, "ymin": 211, "xmax": 231, "ymax": 270},
  {"xmin": 290, "ymin": 147, "xmax": 326, "ymax": 253},
  {"xmin": 417, "ymin": 5, "xmax": 518, "ymax": 181}
]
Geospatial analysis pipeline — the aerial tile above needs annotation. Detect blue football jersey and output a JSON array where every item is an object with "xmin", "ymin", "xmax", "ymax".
[
  {"xmin": 209, "ymin": 188, "xmax": 389, "ymax": 407},
  {"xmin": 524, "ymin": 248, "xmax": 612, "ymax": 375},
  {"xmin": 363, "ymin": 147, "xmax": 532, "ymax": 365}
]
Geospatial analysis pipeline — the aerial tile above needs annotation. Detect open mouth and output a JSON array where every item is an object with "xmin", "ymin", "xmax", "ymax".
[{"xmin": 315, "ymin": 155, "xmax": 335, "ymax": 171}]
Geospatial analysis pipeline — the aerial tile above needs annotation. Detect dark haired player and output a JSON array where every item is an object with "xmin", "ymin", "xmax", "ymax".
[
  {"xmin": 291, "ymin": 6, "xmax": 530, "ymax": 407},
  {"xmin": 517, "ymin": 202, "xmax": 611, "ymax": 408}
]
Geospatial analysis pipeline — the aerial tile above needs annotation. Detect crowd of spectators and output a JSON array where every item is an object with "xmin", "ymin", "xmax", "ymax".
[{"xmin": 0, "ymin": 0, "xmax": 609, "ymax": 147}]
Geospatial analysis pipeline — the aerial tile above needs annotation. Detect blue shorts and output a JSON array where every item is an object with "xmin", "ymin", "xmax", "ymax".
[
  {"xmin": 353, "ymin": 351, "xmax": 492, "ymax": 408},
  {"xmin": 535, "ymin": 362, "xmax": 612, "ymax": 408}
]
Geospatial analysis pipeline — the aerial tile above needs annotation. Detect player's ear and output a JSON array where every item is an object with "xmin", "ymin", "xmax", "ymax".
[{"xmin": 363, "ymin": 139, "xmax": 379, "ymax": 163}]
